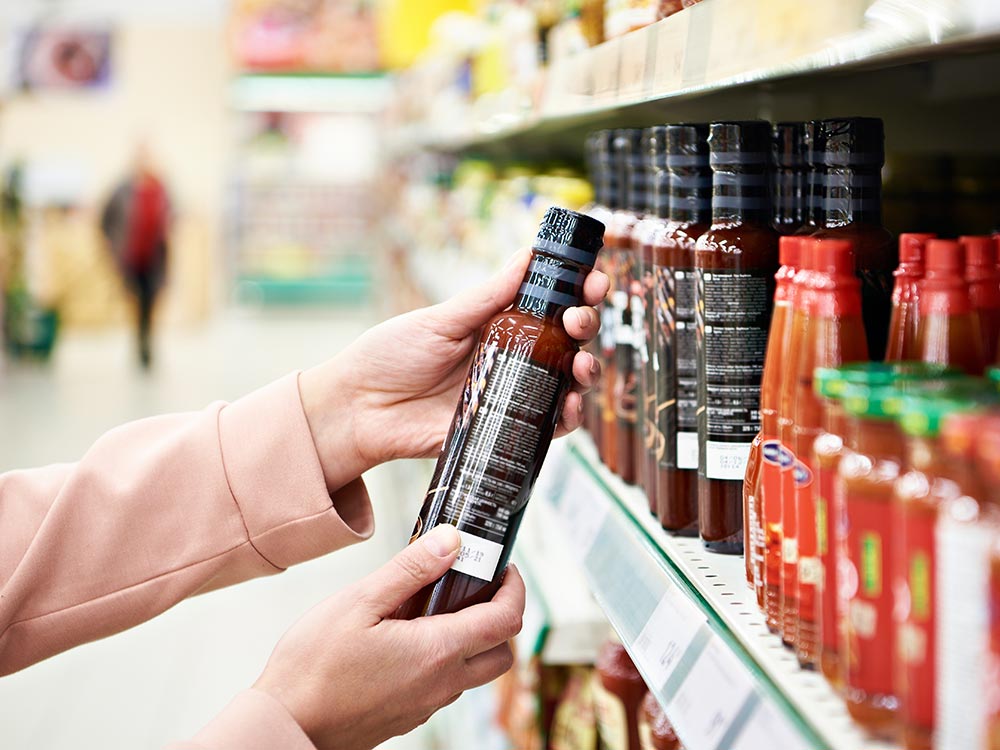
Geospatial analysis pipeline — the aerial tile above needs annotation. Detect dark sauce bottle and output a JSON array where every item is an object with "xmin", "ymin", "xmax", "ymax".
[
  {"xmin": 772, "ymin": 122, "xmax": 807, "ymax": 236},
  {"xmin": 397, "ymin": 208, "xmax": 605, "ymax": 618},
  {"xmin": 694, "ymin": 121, "xmax": 779, "ymax": 554},
  {"xmin": 598, "ymin": 132, "xmax": 624, "ymax": 473}
]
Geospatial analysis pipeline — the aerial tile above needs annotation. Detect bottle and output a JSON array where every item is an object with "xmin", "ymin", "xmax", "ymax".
[
  {"xmin": 792, "ymin": 238, "xmax": 869, "ymax": 669},
  {"xmin": 962, "ymin": 235, "xmax": 1000, "ymax": 364},
  {"xmin": 396, "ymin": 207, "xmax": 605, "ymax": 618},
  {"xmin": 916, "ymin": 239, "xmax": 986, "ymax": 375},
  {"xmin": 594, "ymin": 637, "xmax": 647, "ymax": 750},
  {"xmin": 809, "ymin": 118, "xmax": 896, "ymax": 361},
  {"xmin": 652, "ymin": 123, "xmax": 711, "ymax": 535},
  {"xmin": 629, "ymin": 128, "xmax": 659, "ymax": 508},
  {"xmin": 757, "ymin": 235, "xmax": 802, "ymax": 626},
  {"xmin": 772, "ymin": 122, "xmax": 807, "ymax": 236},
  {"xmin": 695, "ymin": 120, "xmax": 779, "ymax": 554},
  {"xmin": 608, "ymin": 129, "xmax": 644, "ymax": 485},
  {"xmin": 599, "ymin": 132, "xmax": 625, "ymax": 473},
  {"xmin": 885, "ymin": 233, "xmax": 935, "ymax": 362},
  {"xmin": 637, "ymin": 691, "xmax": 681, "ymax": 750}
]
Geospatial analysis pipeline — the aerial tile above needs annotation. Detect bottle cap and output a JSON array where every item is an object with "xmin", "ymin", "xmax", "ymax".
[
  {"xmin": 814, "ymin": 362, "xmax": 962, "ymax": 400},
  {"xmin": 648, "ymin": 126, "xmax": 669, "ymax": 169},
  {"xmin": 960, "ymin": 235, "xmax": 996, "ymax": 270},
  {"xmin": 665, "ymin": 123, "xmax": 710, "ymax": 163},
  {"xmin": 594, "ymin": 130, "xmax": 620, "ymax": 210},
  {"xmin": 842, "ymin": 384, "xmax": 904, "ymax": 420},
  {"xmin": 533, "ymin": 206, "xmax": 605, "ymax": 267},
  {"xmin": 779, "ymin": 235, "xmax": 802, "ymax": 268},
  {"xmin": 925, "ymin": 239, "xmax": 964, "ymax": 275},
  {"xmin": 812, "ymin": 117, "xmax": 885, "ymax": 168},
  {"xmin": 773, "ymin": 122, "xmax": 806, "ymax": 168},
  {"xmin": 989, "ymin": 367, "xmax": 1000, "ymax": 389},
  {"xmin": 899, "ymin": 233, "xmax": 935, "ymax": 265},
  {"xmin": 898, "ymin": 384, "xmax": 995, "ymax": 438},
  {"xmin": 613, "ymin": 128, "xmax": 648, "ymax": 213},
  {"xmin": 708, "ymin": 121, "xmax": 772, "ymax": 167},
  {"xmin": 811, "ymin": 238, "xmax": 855, "ymax": 276}
]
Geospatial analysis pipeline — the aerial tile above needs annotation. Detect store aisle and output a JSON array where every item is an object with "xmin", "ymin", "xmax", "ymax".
[{"xmin": 0, "ymin": 309, "xmax": 431, "ymax": 749}]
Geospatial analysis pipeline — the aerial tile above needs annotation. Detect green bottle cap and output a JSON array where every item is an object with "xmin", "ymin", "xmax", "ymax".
[
  {"xmin": 898, "ymin": 393, "xmax": 988, "ymax": 437},
  {"xmin": 842, "ymin": 384, "xmax": 906, "ymax": 420},
  {"xmin": 988, "ymin": 367, "xmax": 1000, "ymax": 389},
  {"xmin": 814, "ymin": 361, "xmax": 961, "ymax": 401}
]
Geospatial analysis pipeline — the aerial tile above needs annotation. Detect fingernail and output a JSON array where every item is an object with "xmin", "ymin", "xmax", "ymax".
[
  {"xmin": 424, "ymin": 524, "xmax": 461, "ymax": 557},
  {"xmin": 574, "ymin": 308, "xmax": 588, "ymax": 329},
  {"xmin": 588, "ymin": 352, "xmax": 599, "ymax": 375}
]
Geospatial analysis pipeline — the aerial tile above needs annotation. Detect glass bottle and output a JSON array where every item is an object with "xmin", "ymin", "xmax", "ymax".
[
  {"xmin": 961, "ymin": 235, "xmax": 1000, "ymax": 364},
  {"xmin": 916, "ymin": 239, "xmax": 986, "ymax": 375},
  {"xmin": 885, "ymin": 233, "xmax": 935, "ymax": 362},
  {"xmin": 595, "ymin": 637, "xmax": 647, "ymax": 750},
  {"xmin": 809, "ymin": 118, "xmax": 896, "ymax": 362},
  {"xmin": 600, "ymin": 131, "xmax": 626, "ymax": 474},
  {"xmin": 397, "ymin": 207, "xmax": 605, "ymax": 618},
  {"xmin": 772, "ymin": 122, "xmax": 807, "ymax": 236},
  {"xmin": 637, "ymin": 690, "xmax": 681, "ymax": 750},
  {"xmin": 757, "ymin": 235, "xmax": 801, "ymax": 625},
  {"xmin": 652, "ymin": 123, "xmax": 711, "ymax": 535},
  {"xmin": 793, "ymin": 238, "xmax": 869, "ymax": 669},
  {"xmin": 695, "ymin": 120, "xmax": 779, "ymax": 554}
]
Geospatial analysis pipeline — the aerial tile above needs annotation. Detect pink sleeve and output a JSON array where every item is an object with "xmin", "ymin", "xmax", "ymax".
[
  {"xmin": 167, "ymin": 690, "xmax": 317, "ymax": 750},
  {"xmin": 0, "ymin": 372, "xmax": 374, "ymax": 677}
]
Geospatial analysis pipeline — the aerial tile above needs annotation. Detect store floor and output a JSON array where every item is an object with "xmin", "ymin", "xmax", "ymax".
[{"xmin": 0, "ymin": 309, "xmax": 443, "ymax": 749}]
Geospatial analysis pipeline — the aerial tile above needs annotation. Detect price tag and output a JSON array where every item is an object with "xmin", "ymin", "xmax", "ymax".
[
  {"xmin": 590, "ymin": 37, "xmax": 622, "ymax": 105},
  {"xmin": 667, "ymin": 641, "xmax": 755, "ymax": 750},
  {"xmin": 728, "ymin": 701, "xmax": 811, "ymax": 750},
  {"xmin": 617, "ymin": 26, "xmax": 654, "ymax": 100},
  {"xmin": 557, "ymin": 466, "xmax": 609, "ymax": 560},
  {"xmin": 632, "ymin": 587, "xmax": 707, "ymax": 690}
]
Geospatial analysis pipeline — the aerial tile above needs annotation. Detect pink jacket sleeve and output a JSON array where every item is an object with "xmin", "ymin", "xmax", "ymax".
[{"xmin": 0, "ymin": 372, "xmax": 375, "ymax": 749}]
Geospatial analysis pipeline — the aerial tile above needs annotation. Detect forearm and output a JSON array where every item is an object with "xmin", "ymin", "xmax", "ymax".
[{"xmin": 0, "ymin": 373, "xmax": 373, "ymax": 676}]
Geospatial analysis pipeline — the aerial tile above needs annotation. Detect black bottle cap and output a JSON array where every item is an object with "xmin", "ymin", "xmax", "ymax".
[
  {"xmin": 613, "ymin": 128, "xmax": 647, "ymax": 212},
  {"xmin": 773, "ymin": 122, "xmax": 805, "ymax": 168},
  {"xmin": 666, "ymin": 123, "xmax": 710, "ymax": 163},
  {"xmin": 708, "ymin": 121, "xmax": 772, "ymax": 167},
  {"xmin": 812, "ymin": 117, "xmax": 884, "ymax": 168},
  {"xmin": 533, "ymin": 206, "xmax": 605, "ymax": 267},
  {"xmin": 594, "ymin": 129, "xmax": 620, "ymax": 210}
]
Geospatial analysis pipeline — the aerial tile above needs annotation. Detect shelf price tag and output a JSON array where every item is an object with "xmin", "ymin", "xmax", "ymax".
[
  {"xmin": 667, "ymin": 640, "xmax": 755, "ymax": 750},
  {"xmin": 727, "ymin": 700, "xmax": 811, "ymax": 750},
  {"xmin": 557, "ymin": 465, "xmax": 609, "ymax": 561},
  {"xmin": 590, "ymin": 37, "xmax": 622, "ymax": 105},
  {"xmin": 632, "ymin": 587, "xmax": 706, "ymax": 690}
]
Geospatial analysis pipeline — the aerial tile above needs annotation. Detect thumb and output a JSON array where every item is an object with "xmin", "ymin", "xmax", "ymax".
[{"xmin": 363, "ymin": 524, "xmax": 461, "ymax": 617}]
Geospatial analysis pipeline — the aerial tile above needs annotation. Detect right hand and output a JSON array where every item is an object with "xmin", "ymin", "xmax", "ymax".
[{"xmin": 254, "ymin": 524, "xmax": 525, "ymax": 750}]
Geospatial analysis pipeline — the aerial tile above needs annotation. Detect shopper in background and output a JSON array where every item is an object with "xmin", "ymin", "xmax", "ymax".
[
  {"xmin": 0, "ymin": 249, "xmax": 608, "ymax": 750},
  {"xmin": 100, "ymin": 145, "xmax": 171, "ymax": 369}
]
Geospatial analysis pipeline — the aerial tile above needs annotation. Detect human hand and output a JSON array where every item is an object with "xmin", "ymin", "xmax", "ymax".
[
  {"xmin": 300, "ymin": 249, "xmax": 609, "ymax": 489},
  {"xmin": 254, "ymin": 524, "xmax": 524, "ymax": 750}
]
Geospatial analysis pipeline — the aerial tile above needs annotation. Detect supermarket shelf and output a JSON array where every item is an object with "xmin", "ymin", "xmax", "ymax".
[
  {"xmin": 535, "ymin": 434, "xmax": 896, "ymax": 750},
  {"xmin": 229, "ymin": 72, "xmax": 393, "ymax": 113},
  {"xmin": 403, "ymin": 0, "xmax": 1000, "ymax": 153}
]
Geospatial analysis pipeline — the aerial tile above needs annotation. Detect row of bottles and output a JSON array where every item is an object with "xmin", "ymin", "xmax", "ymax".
[{"xmin": 581, "ymin": 117, "xmax": 897, "ymax": 556}]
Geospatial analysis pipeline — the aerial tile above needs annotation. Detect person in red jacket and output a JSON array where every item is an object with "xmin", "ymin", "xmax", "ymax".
[{"xmin": 100, "ymin": 147, "xmax": 171, "ymax": 368}]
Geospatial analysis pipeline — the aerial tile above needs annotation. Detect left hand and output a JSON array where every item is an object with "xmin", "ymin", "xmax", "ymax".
[{"xmin": 299, "ymin": 249, "xmax": 609, "ymax": 490}]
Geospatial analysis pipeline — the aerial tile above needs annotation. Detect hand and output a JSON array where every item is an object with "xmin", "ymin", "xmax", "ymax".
[
  {"xmin": 300, "ymin": 249, "xmax": 609, "ymax": 490},
  {"xmin": 254, "ymin": 524, "xmax": 524, "ymax": 750}
]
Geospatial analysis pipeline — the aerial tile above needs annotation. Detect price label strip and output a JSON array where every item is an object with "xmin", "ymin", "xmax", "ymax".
[
  {"xmin": 555, "ymin": 464, "xmax": 609, "ymax": 561},
  {"xmin": 632, "ymin": 587, "xmax": 709, "ymax": 691}
]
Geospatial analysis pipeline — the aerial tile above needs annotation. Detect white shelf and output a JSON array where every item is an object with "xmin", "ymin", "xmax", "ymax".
[{"xmin": 534, "ymin": 434, "xmax": 897, "ymax": 750}]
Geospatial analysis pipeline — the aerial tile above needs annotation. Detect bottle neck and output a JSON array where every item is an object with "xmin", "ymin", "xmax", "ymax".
[
  {"xmin": 773, "ymin": 165, "xmax": 804, "ymax": 229},
  {"xmin": 812, "ymin": 164, "xmax": 883, "ymax": 227},
  {"xmin": 668, "ymin": 161, "xmax": 711, "ymax": 224},
  {"xmin": 514, "ymin": 250, "xmax": 589, "ymax": 321},
  {"xmin": 711, "ymin": 164, "xmax": 770, "ymax": 224},
  {"xmin": 651, "ymin": 164, "xmax": 670, "ymax": 220}
]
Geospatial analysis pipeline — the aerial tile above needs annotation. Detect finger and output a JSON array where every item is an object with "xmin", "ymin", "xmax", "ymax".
[
  {"xmin": 434, "ymin": 565, "xmax": 526, "ymax": 657},
  {"xmin": 563, "ymin": 306, "xmax": 600, "ymax": 343},
  {"xmin": 360, "ymin": 524, "xmax": 461, "ymax": 617},
  {"xmin": 570, "ymin": 350, "xmax": 599, "ymax": 393},
  {"xmin": 428, "ymin": 250, "xmax": 532, "ymax": 339},
  {"xmin": 463, "ymin": 641, "xmax": 514, "ymax": 688},
  {"xmin": 582, "ymin": 270, "xmax": 610, "ymax": 307},
  {"xmin": 556, "ymin": 392, "xmax": 584, "ymax": 437}
]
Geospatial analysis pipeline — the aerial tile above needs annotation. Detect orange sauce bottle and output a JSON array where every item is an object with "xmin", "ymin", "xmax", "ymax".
[
  {"xmin": 757, "ymin": 236, "xmax": 802, "ymax": 624},
  {"xmin": 917, "ymin": 239, "xmax": 986, "ymax": 375},
  {"xmin": 962, "ymin": 235, "xmax": 1000, "ymax": 364},
  {"xmin": 695, "ymin": 121, "xmax": 779, "ymax": 554},
  {"xmin": 885, "ymin": 233, "xmax": 935, "ymax": 362},
  {"xmin": 652, "ymin": 123, "xmax": 711, "ymax": 535},
  {"xmin": 792, "ymin": 238, "xmax": 869, "ymax": 669}
]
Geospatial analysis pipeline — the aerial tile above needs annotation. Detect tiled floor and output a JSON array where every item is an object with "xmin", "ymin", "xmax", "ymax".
[{"xmin": 0, "ymin": 309, "xmax": 442, "ymax": 749}]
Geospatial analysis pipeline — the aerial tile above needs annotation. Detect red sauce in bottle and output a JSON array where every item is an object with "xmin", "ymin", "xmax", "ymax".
[
  {"xmin": 397, "ymin": 208, "xmax": 604, "ymax": 618},
  {"xmin": 961, "ymin": 235, "xmax": 1000, "ymax": 365},
  {"xmin": 595, "ymin": 638, "xmax": 647, "ymax": 750},
  {"xmin": 917, "ymin": 239, "xmax": 986, "ymax": 375},
  {"xmin": 695, "ymin": 121, "xmax": 779, "ymax": 554},
  {"xmin": 885, "ymin": 233, "xmax": 935, "ymax": 362},
  {"xmin": 596, "ymin": 131, "xmax": 622, "ymax": 472}
]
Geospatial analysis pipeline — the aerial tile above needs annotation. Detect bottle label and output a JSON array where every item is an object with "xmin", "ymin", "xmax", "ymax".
[
  {"xmin": 695, "ymin": 269, "xmax": 771, "ymax": 480},
  {"xmin": 418, "ymin": 344, "xmax": 563, "ymax": 583},
  {"xmin": 592, "ymin": 677, "xmax": 628, "ymax": 750},
  {"xmin": 549, "ymin": 669, "xmax": 599, "ymax": 750},
  {"xmin": 654, "ymin": 264, "xmax": 676, "ymax": 470},
  {"xmin": 674, "ymin": 269, "xmax": 698, "ymax": 468}
]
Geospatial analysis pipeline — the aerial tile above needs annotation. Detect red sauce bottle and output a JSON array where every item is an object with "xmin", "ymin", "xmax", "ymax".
[
  {"xmin": 772, "ymin": 122, "xmax": 807, "ymax": 236},
  {"xmin": 885, "ymin": 233, "xmax": 935, "ymax": 362},
  {"xmin": 695, "ymin": 120, "xmax": 779, "ymax": 554},
  {"xmin": 792, "ymin": 238, "xmax": 869, "ymax": 669},
  {"xmin": 397, "ymin": 208, "xmax": 605, "ymax": 618},
  {"xmin": 637, "ymin": 691, "xmax": 682, "ymax": 750},
  {"xmin": 595, "ymin": 638, "xmax": 647, "ymax": 750},
  {"xmin": 962, "ymin": 235, "xmax": 1000, "ymax": 364},
  {"xmin": 916, "ymin": 239, "xmax": 986, "ymax": 375},
  {"xmin": 652, "ymin": 123, "xmax": 711, "ymax": 535},
  {"xmin": 608, "ymin": 129, "xmax": 644, "ymax": 484},
  {"xmin": 756, "ymin": 235, "xmax": 801, "ymax": 624},
  {"xmin": 809, "ymin": 118, "xmax": 896, "ymax": 362},
  {"xmin": 599, "ymin": 132, "xmax": 626, "ymax": 473}
]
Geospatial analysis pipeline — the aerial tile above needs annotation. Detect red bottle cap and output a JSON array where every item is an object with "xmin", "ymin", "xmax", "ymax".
[
  {"xmin": 960, "ymin": 235, "xmax": 996, "ymax": 271},
  {"xmin": 899, "ymin": 233, "xmax": 935, "ymax": 265},
  {"xmin": 779, "ymin": 235, "xmax": 802, "ymax": 268},
  {"xmin": 924, "ymin": 239, "xmax": 964, "ymax": 276},
  {"xmin": 812, "ymin": 238, "xmax": 855, "ymax": 276}
]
